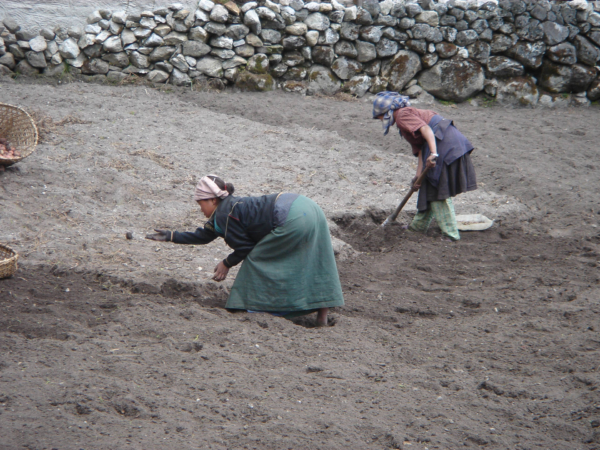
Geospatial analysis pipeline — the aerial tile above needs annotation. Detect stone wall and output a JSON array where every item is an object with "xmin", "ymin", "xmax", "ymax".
[
  {"xmin": 1, "ymin": 0, "xmax": 599, "ymax": 107},
  {"xmin": 0, "ymin": 1, "xmax": 197, "ymax": 32}
]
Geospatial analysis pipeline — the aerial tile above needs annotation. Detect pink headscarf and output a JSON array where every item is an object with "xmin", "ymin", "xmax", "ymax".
[{"xmin": 194, "ymin": 175, "xmax": 230, "ymax": 201}]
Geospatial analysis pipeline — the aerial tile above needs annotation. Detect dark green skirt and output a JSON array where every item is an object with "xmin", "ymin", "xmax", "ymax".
[{"xmin": 225, "ymin": 196, "xmax": 345, "ymax": 312}]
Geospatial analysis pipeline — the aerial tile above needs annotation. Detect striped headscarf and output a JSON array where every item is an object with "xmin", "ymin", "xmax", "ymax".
[{"xmin": 372, "ymin": 91, "xmax": 411, "ymax": 136}]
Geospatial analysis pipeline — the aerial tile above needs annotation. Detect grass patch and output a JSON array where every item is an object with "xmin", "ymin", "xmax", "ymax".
[{"xmin": 438, "ymin": 99, "xmax": 456, "ymax": 106}]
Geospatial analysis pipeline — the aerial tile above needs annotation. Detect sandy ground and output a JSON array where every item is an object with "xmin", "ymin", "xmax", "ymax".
[{"xmin": 0, "ymin": 76, "xmax": 599, "ymax": 450}]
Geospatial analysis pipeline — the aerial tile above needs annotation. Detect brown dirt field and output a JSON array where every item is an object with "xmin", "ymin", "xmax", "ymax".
[{"xmin": 0, "ymin": 76, "xmax": 599, "ymax": 450}]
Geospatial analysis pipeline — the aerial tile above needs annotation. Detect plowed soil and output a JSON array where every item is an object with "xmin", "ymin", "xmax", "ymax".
[{"xmin": 0, "ymin": 77, "xmax": 599, "ymax": 450}]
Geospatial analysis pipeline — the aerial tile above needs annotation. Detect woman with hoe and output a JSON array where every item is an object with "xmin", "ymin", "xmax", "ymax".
[
  {"xmin": 146, "ymin": 175, "xmax": 344, "ymax": 326},
  {"xmin": 373, "ymin": 92, "xmax": 477, "ymax": 241}
]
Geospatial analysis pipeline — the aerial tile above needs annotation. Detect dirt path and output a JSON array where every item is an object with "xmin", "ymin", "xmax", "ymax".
[{"xmin": 0, "ymin": 77, "xmax": 599, "ymax": 449}]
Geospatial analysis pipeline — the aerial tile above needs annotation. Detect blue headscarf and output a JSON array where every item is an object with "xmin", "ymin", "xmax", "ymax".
[{"xmin": 372, "ymin": 91, "xmax": 411, "ymax": 136}]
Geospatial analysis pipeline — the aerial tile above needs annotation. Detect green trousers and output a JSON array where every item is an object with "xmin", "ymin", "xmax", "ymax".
[{"xmin": 409, "ymin": 198, "xmax": 460, "ymax": 241}]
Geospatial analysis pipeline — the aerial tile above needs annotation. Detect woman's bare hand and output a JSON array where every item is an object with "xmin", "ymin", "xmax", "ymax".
[
  {"xmin": 411, "ymin": 175, "xmax": 421, "ymax": 191},
  {"xmin": 426, "ymin": 154, "xmax": 438, "ymax": 168},
  {"xmin": 213, "ymin": 261, "xmax": 229, "ymax": 282}
]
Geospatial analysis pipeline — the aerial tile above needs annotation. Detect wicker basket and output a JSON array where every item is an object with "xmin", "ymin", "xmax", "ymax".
[
  {"xmin": 0, "ymin": 102, "xmax": 38, "ymax": 167},
  {"xmin": 0, "ymin": 244, "xmax": 18, "ymax": 279}
]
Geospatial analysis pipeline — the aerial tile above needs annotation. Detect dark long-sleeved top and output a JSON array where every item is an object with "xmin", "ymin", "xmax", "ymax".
[{"xmin": 172, "ymin": 194, "xmax": 280, "ymax": 268}]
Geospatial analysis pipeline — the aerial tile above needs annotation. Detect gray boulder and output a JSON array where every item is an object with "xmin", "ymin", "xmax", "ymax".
[
  {"xmin": 490, "ymin": 34, "xmax": 515, "ymax": 54},
  {"xmin": 286, "ymin": 23, "xmax": 307, "ymax": 35},
  {"xmin": 170, "ymin": 54, "xmax": 189, "ymax": 72},
  {"xmin": 381, "ymin": 50, "xmax": 421, "ymax": 92},
  {"xmin": 244, "ymin": 9, "xmax": 262, "ymax": 35},
  {"xmin": 121, "ymin": 29, "xmax": 137, "ymax": 45},
  {"xmin": 81, "ymin": 58, "xmax": 109, "ymax": 74},
  {"xmin": 226, "ymin": 24, "xmax": 250, "ymax": 41},
  {"xmin": 340, "ymin": 22, "xmax": 361, "ymax": 41},
  {"xmin": 312, "ymin": 46, "xmax": 335, "ymax": 66},
  {"xmin": 360, "ymin": 26, "xmax": 383, "ymax": 43},
  {"xmin": 455, "ymin": 30, "xmax": 478, "ymax": 47},
  {"xmin": 261, "ymin": 30, "xmax": 282, "ymax": 45},
  {"xmin": 147, "ymin": 70, "xmax": 169, "ymax": 83},
  {"xmin": 103, "ymin": 36, "xmax": 124, "ymax": 53},
  {"xmin": 588, "ymin": 31, "xmax": 600, "ymax": 48},
  {"xmin": 0, "ymin": 64, "xmax": 14, "ymax": 76},
  {"xmin": 355, "ymin": 8, "xmax": 374, "ymax": 25},
  {"xmin": 282, "ymin": 51, "xmax": 304, "ymax": 67},
  {"xmin": 102, "ymin": 52, "xmax": 129, "ymax": 68},
  {"xmin": 211, "ymin": 36, "xmax": 234, "ymax": 49},
  {"xmin": 376, "ymin": 38, "xmax": 398, "ymax": 58},
  {"xmin": 246, "ymin": 54, "xmax": 269, "ymax": 74},
  {"xmin": 331, "ymin": 56, "xmax": 363, "ymax": 80},
  {"xmin": 436, "ymin": 42, "xmax": 458, "ymax": 58},
  {"xmin": 282, "ymin": 36, "xmax": 306, "ymax": 49},
  {"xmin": 342, "ymin": 74, "xmax": 373, "ymax": 97},
  {"xmin": 26, "ymin": 51, "xmax": 47, "ymax": 69},
  {"xmin": 370, "ymin": 76, "xmax": 388, "ymax": 93},
  {"xmin": 355, "ymin": 40, "xmax": 377, "ymax": 62},
  {"xmin": 283, "ymin": 66, "xmax": 308, "ymax": 81},
  {"xmin": 270, "ymin": 62, "xmax": 288, "ymax": 78},
  {"xmin": 211, "ymin": 48, "xmax": 235, "ymax": 59},
  {"xmin": 318, "ymin": 28, "xmax": 340, "ymax": 45},
  {"xmin": 505, "ymin": 41, "xmax": 546, "ymax": 69},
  {"xmin": 305, "ymin": 31, "xmax": 319, "ymax": 46},
  {"xmin": 306, "ymin": 65, "xmax": 341, "ymax": 95},
  {"xmin": 587, "ymin": 78, "xmax": 600, "ymax": 102},
  {"xmin": 196, "ymin": 57, "xmax": 223, "ymax": 77},
  {"xmin": 205, "ymin": 22, "xmax": 227, "ymax": 36},
  {"xmin": 149, "ymin": 46, "xmax": 176, "ymax": 62},
  {"xmin": 145, "ymin": 34, "xmax": 164, "ymax": 47},
  {"xmin": 421, "ymin": 52, "xmax": 438, "ymax": 69},
  {"xmin": 15, "ymin": 60, "xmax": 39, "ymax": 76},
  {"xmin": 305, "ymin": 13, "xmax": 330, "ymax": 31},
  {"xmin": 418, "ymin": 57, "xmax": 484, "ymax": 102},
  {"xmin": 3, "ymin": 17, "xmax": 20, "ymax": 34},
  {"xmin": 29, "ymin": 36, "xmax": 47, "ymax": 53},
  {"xmin": 335, "ymin": 40, "xmax": 357, "ymax": 58},
  {"xmin": 416, "ymin": 11, "xmax": 439, "ymax": 27},
  {"xmin": 406, "ymin": 39, "xmax": 427, "ymax": 55},
  {"xmin": 495, "ymin": 76, "xmax": 539, "ymax": 106},
  {"xmin": 235, "ymin": 71, "xmax": 274, "ymax": 91},
  {"xmin": 412, "ymin": 23, "xmax": 433, "ymax": 41},
  {"xmin": 0, "ymin": 53, "xmax": 16, "ymax": 70},
  {"xmin": 236, "ymin": 45, "xmax": 255, "ymax": 57},
  {"xmin": 547, "ymin": 42, "xmax": 577, "ymax": 65},
  {"xmin": 570, "ymin": 65, "xmax": 598, "ymax": 93},
  {"xmin": 471, "ymin": 19, "xmax": 489, "ymax": 35},
  {"xmin": 362, "ymin": 0, "xmax": 380, "ymax": 19},
  {"xmin": 487, "ymin": 56, "xmax": 524, "ymax": 78},
  {"xmin": 171, "ymin": 68, "xmax": 191, "ymax": 86},
  {"xmin": 542, "ymin": 21, "xmax": 569, "ymax": 46},
  {"xmin": 129, "ymin": 52, "xmax": 150, "ymax": 69},
  {"xmin": 467, "ymin": 41, "xmax": 490, "ymax": 64},
  {"xmin": 183, "ymin": 41, "xmax": 211, "ymax": 57},
  {"xmin": 155, "ymin": 62, "xmax": 174, "ymax": 73},
  {"xmin": 210, "ymin": 5, "xmax": 230, "ymax": 23},
  {"xmin": 58, "ymin": 38, "xmax": 80, "ymax": 59},
  {"xmin": 163, "ymin": 32, "xmax": 188, "ymax": 45},
  {"xmin": 223, "ymin": 56, "xmax": 247, "ymax": 70},
  {"xmin": 539, "ymin": 60, "xmax": 597, "ymax": 93},
  {"xmin": 573, "ymin": 36, "xmax": 600, "ymax": 67}
]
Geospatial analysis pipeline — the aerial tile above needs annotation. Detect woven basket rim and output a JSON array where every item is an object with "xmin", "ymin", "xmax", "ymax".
[
  {"xmin": 0, "ymin": 102, "xmax": 39, "ymax": 166},
  {"xmin": 0, "ymin": 243, "xmax": 18, "ymax": 260},
  {"xmin": 0, "ymin": 243, "xmax": 18, "ymax": 279}
]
